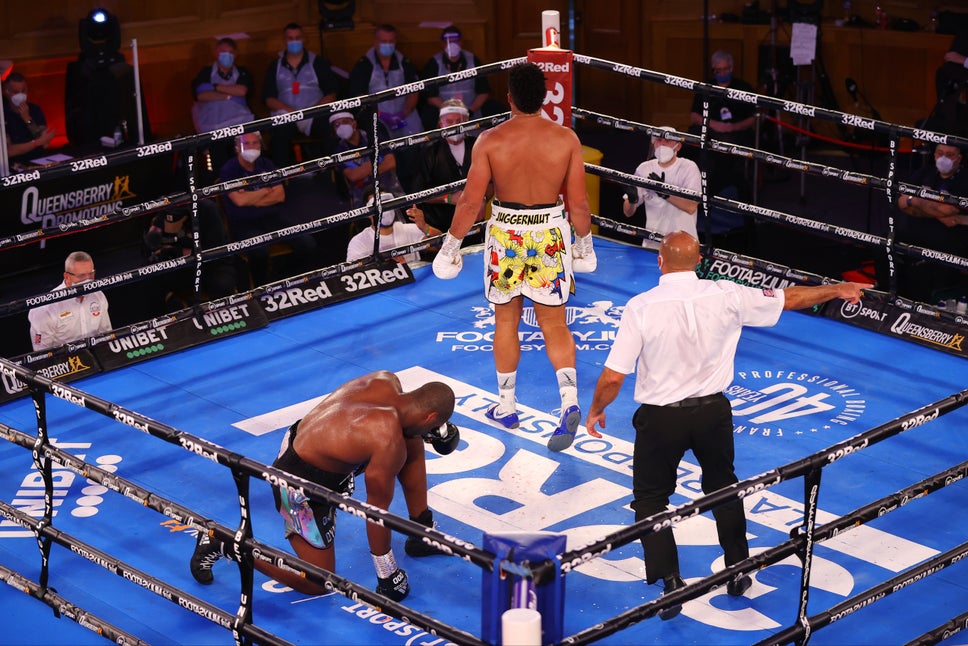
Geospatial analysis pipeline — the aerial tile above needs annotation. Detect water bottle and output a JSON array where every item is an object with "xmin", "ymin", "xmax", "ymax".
[
  {"xmin": 936, "ymin": 299, "xmax": 948, "ymax": 312},
  {"xmin": 113, "ymin": 124, "xmax": 123, "ymax": 146},
  {"xmin": 956, "ymin": 297, "xmax": 968, "ymax": 315}
]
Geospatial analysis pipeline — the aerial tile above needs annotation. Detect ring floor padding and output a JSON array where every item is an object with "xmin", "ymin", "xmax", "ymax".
[{"xmin": 0, "ymin": 238, "xmax": 966, "ymax": 645}]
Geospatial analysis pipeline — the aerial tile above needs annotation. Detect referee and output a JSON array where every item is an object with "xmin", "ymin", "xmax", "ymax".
[{"xmin": 585, "ymin": 231, "xmax": 868, "ymax": 619}]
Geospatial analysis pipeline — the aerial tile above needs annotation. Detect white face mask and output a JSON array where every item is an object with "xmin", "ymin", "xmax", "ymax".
[
  {"xmin": 10, "ymin": 92, "xmax": 27, "ymax": 107},
  {"xmin": 655, "ymin": 145, "xmax": 675, "ymax": 164},
  {"xmin": 380, "ymin": 209, "xmax": 397, "ymax": 227},
  {"xmin": 240, "ymin": 148, "xmax": 261, "ymax": 163},
  {"xmin": 935, "ymin": 155, "xmax": 956, "ymax": 175},
  {"xmin": 446, "ymin": 133, "xmax": 464, "ymax": 144},
  {"xmin": 335, "ymin": 123, "xmax": 354, "ymax": 141},
  {"xmin": 445, "ymin": 42, "xmax": 461, "ymax": 59}
]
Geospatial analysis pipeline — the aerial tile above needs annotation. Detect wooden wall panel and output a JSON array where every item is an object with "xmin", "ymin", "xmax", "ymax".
[{"xmin": 1, "ymin": 1, "xmax": 961, "ymax": 142}]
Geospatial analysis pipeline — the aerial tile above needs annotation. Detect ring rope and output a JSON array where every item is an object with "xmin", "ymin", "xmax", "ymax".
[
  {"xmin": 0, "ymin": 562, "xmax": 150, "ymax": 645},
  {"xmin": 1, "ymin": 47, "xmax": 966, "ymax": 645},
  {"xmin": 0, "ymin": 361, "xmax": 493, "ymax": 645},
  {"xmin": 0, "ymin": 57, "xmax": 527, "ymax": 191}
]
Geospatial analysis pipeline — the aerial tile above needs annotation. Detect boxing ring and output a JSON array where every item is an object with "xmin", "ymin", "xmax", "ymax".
[{"xmin": 1, "ymin": 26, "xmax": 967, "ymax": 646}]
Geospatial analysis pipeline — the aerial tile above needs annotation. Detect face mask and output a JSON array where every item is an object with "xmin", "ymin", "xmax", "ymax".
[
  {"xmin": 217, "ymin": 52, "xmax": 234, "ymax": 68},
  {"xmin": 378, "ymin": 43, "xmax": 395, "ymax": 58},
  {"xmin": 655, "ymin": 145, "xmax": 675, "ymax": 164},
  {"xmin": 335, "ymin": 123, "xmax": 354, "ymax": 140},
  {"xmin": 445, "ymin": 42, "xmax": 461, "ymax": 59},
  {"xmin": 380, "ymin": 209, "xmax": 397, "ymax": 227},
  {"xmin": 446, "ymin": 134, "xmax": 464, "ymax": 144},
  {"xmin": 936, "ymin": 155, "xmax": 956, "ymax": 175},
  {"xmin": 10, "ymin": 92, "xmax": 27, "ymax": 107},
  {"xmin": 240, "ymin": 148, "xmax": 261, "ymax": 163},
  {"xmin": 286, "ymin": 40, "xmax": 303, "ymax": 55},
  {"xmin": 714, "ymin": 72, "xmax": 732, "ymax": 85}
]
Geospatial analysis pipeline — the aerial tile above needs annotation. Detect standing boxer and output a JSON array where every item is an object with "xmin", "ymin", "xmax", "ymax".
[{"xmin": 431, "ymin": 62, "xmax": 597, "ymax": 452}]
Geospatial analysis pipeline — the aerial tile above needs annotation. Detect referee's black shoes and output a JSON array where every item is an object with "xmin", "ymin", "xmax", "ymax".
[
  {"xmin": 727, "ymin": 574, "xmax": 753, "ymax": 596},
  {"xmin": 658, "ymin": 574, "xmax": 686, "ymax": 620}
]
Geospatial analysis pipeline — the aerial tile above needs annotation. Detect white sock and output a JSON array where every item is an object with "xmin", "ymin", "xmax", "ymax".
[
  {"xmin": 556, "ymin": 367, "xmax": 578, "ymax": 409},
  {"xmin": 497, "ymin": 371, "xmax": 516, "ymax": 412}
]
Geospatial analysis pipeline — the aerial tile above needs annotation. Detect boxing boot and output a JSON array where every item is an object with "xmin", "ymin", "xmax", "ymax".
[
  {"xmin": 547, "ymin": 404, "xmax": 581, "ymax": 452},
  {"xmin": 485, "ymin": 403, "xmax": 519, "ymax": 430},
  {"xmin": 190, "ymin": 531, "xmax": 225, "ymax": 584},
  {"xmin": 405, "ymin": 509, "xmax": 447, "ymax": 557},
  {"xmin": 572, "ymin": 233, "xmax": 597, "ymax": 273},
  {"xmin": 432, "ymin": 232, "xmax": 463, "ymax": 279}
]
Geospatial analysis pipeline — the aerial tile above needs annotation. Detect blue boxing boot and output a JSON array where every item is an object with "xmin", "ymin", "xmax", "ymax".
[
  {"xmin": 547, "ymin": 404, "xmax": 580, "ymax": 452},
  {"xmin": 485, "ymin": 403, "xmax": 519, "ymax": 430}
]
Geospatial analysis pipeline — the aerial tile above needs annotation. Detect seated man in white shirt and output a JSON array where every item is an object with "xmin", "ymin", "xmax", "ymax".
[
  {"xmin": 622, "ymin": 126, "xmax": 700, "ymax": 251},
  {"xmin": 346, "ymin": 190, "xmax": 440, "ymax": 265},
  {"xmin": 28, "ymin": 251, "xmax": 113, "ymax": 351}
]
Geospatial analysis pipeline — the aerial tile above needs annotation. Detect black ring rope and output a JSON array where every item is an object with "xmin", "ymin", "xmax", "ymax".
[
  {"xmin": 0, "ymin": 562, "xmax": 150, "ymax": 645},
  {"xmin": 0, "ymin": 57, "xmax": 527, "ymax": 192},
  {"xmin": 1, "ymin": 50, "xmax": 966, "ymax": 646},
  {"xmin": 0, "ymin": 365, "xmax": 492, "ymax": 646},
  {"xmin": 559, "ymin": 451, "xmax": 968, "ymax": 645}
]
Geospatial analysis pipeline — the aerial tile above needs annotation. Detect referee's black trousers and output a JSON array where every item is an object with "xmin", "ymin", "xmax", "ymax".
[{"xmin": 630, "ymin": 394, "xmax": 749, "ymax": 583}]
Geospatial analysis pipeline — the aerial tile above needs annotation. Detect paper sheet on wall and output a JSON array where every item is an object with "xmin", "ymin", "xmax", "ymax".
[{"xmin": 791, "ymin": 22, "xmax": 818, "ymax": 66}]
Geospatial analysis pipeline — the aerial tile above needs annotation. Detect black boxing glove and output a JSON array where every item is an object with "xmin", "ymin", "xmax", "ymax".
[
  {"xmin": 424, "ymin": 422, "xmax": 460, "ymax": 455},
  {"xmin": 648, "ymin": 171, "xmax": 670, "ymax": 200},
  {"xmin": 376, "ymin": 567, "xmax": 410, "ymax": 602},
  {"xmin": 624, "ymin": 185, "xmax": 639, "ymax": 204}
]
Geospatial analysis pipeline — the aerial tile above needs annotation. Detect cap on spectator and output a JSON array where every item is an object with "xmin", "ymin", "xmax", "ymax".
[{"xmin": 329, "ymin": 111, "xmax": 355, "ymax": 124}]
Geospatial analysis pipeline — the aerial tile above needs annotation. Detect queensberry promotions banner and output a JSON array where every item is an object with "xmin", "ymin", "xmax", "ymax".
[
  {"xmin": 0, "ymin": 349, "xmax": 101, "ymax": 404},
  {"xmin": 93, "ymin": 294, "xmax": 269, "ymax": 371},
  {"xmin": 825, "ymin": 296, "xmax": 967, "ymax": 359},
  {"xmin": 257, "ymin": 259, "xmax": 415, "ymax": 321}
]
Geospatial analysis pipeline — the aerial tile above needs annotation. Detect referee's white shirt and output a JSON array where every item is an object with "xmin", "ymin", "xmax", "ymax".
[{"xmin": 605, "ymin": 272, "xmax": 784, "ymax": 406}]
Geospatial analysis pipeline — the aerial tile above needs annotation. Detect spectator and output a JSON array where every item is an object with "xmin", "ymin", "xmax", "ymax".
[
  {"xmin": 895, "ymin": 143, "xmax": 968, "ymax": 303},
  {"xmin": 622, "ymin": 127, "xmax": 700, "ymax": 250},
  {"xmin": 412, "ymin": 98, "xmax": 480, "ymax": 234},
  {"xmin": 348, "ymin": 24, "xmax": 423, "ymax": 138},
  {"xmin": 28, "ymin": 251, "xmax": 112, "ymax": 351},
  {"xmin": 219, "ymin": 131, "xmax": 318, "ymax": 286},
  {"xmin": 191, "ymin": 37, "xmax": 256, "ymax": 173},
  {"xmin": 687, "ymin": 50, "xmax": 756, "ymax": 198},
  {"xmin": 263, "ymin": 22, "xmax": 341, "ymax": 166},
  {"xmin": 419, "ymin": 25, "xmax": 500, "ymax": 129},
  {"xmin": 2, "ymin": 72, "xmax": 56, "ymax": 168},
  {"xmin": 346, "ymin": 189, "xmax": 440, "ymax": 265},
  {"xmin": 330, "ymin": 110, "xmax": 403, "ymax": 206}
]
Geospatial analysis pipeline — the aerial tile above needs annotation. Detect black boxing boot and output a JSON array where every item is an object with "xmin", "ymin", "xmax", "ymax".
[
  {"xmin": 190, "ymin": 531, "xmax": 226, "ymax": 584},
  {"xmin": 404, "ymin": 509, "xmax": 447, "ymax": 557}
]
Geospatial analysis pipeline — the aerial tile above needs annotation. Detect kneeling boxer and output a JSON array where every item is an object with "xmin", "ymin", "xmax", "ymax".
[{"xmin": 190, "ymin": 370, "xmax": 459, "ymax": 602}]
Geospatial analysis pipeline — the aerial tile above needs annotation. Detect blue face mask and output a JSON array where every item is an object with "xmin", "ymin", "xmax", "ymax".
[
  {"xmin": 714, "ymin": 72, "xmax": 732, "ymax": 85},
  {"xmin": 217, "ymin": 52, "xmax": 234, "ymax": 68},
  {"xmin": 378, "ymin": 43, "xmax": 395, "ymax": 58},
  {"xmin": 287, "ymin": 40, "xmax": 303, "ymax": 55}
]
